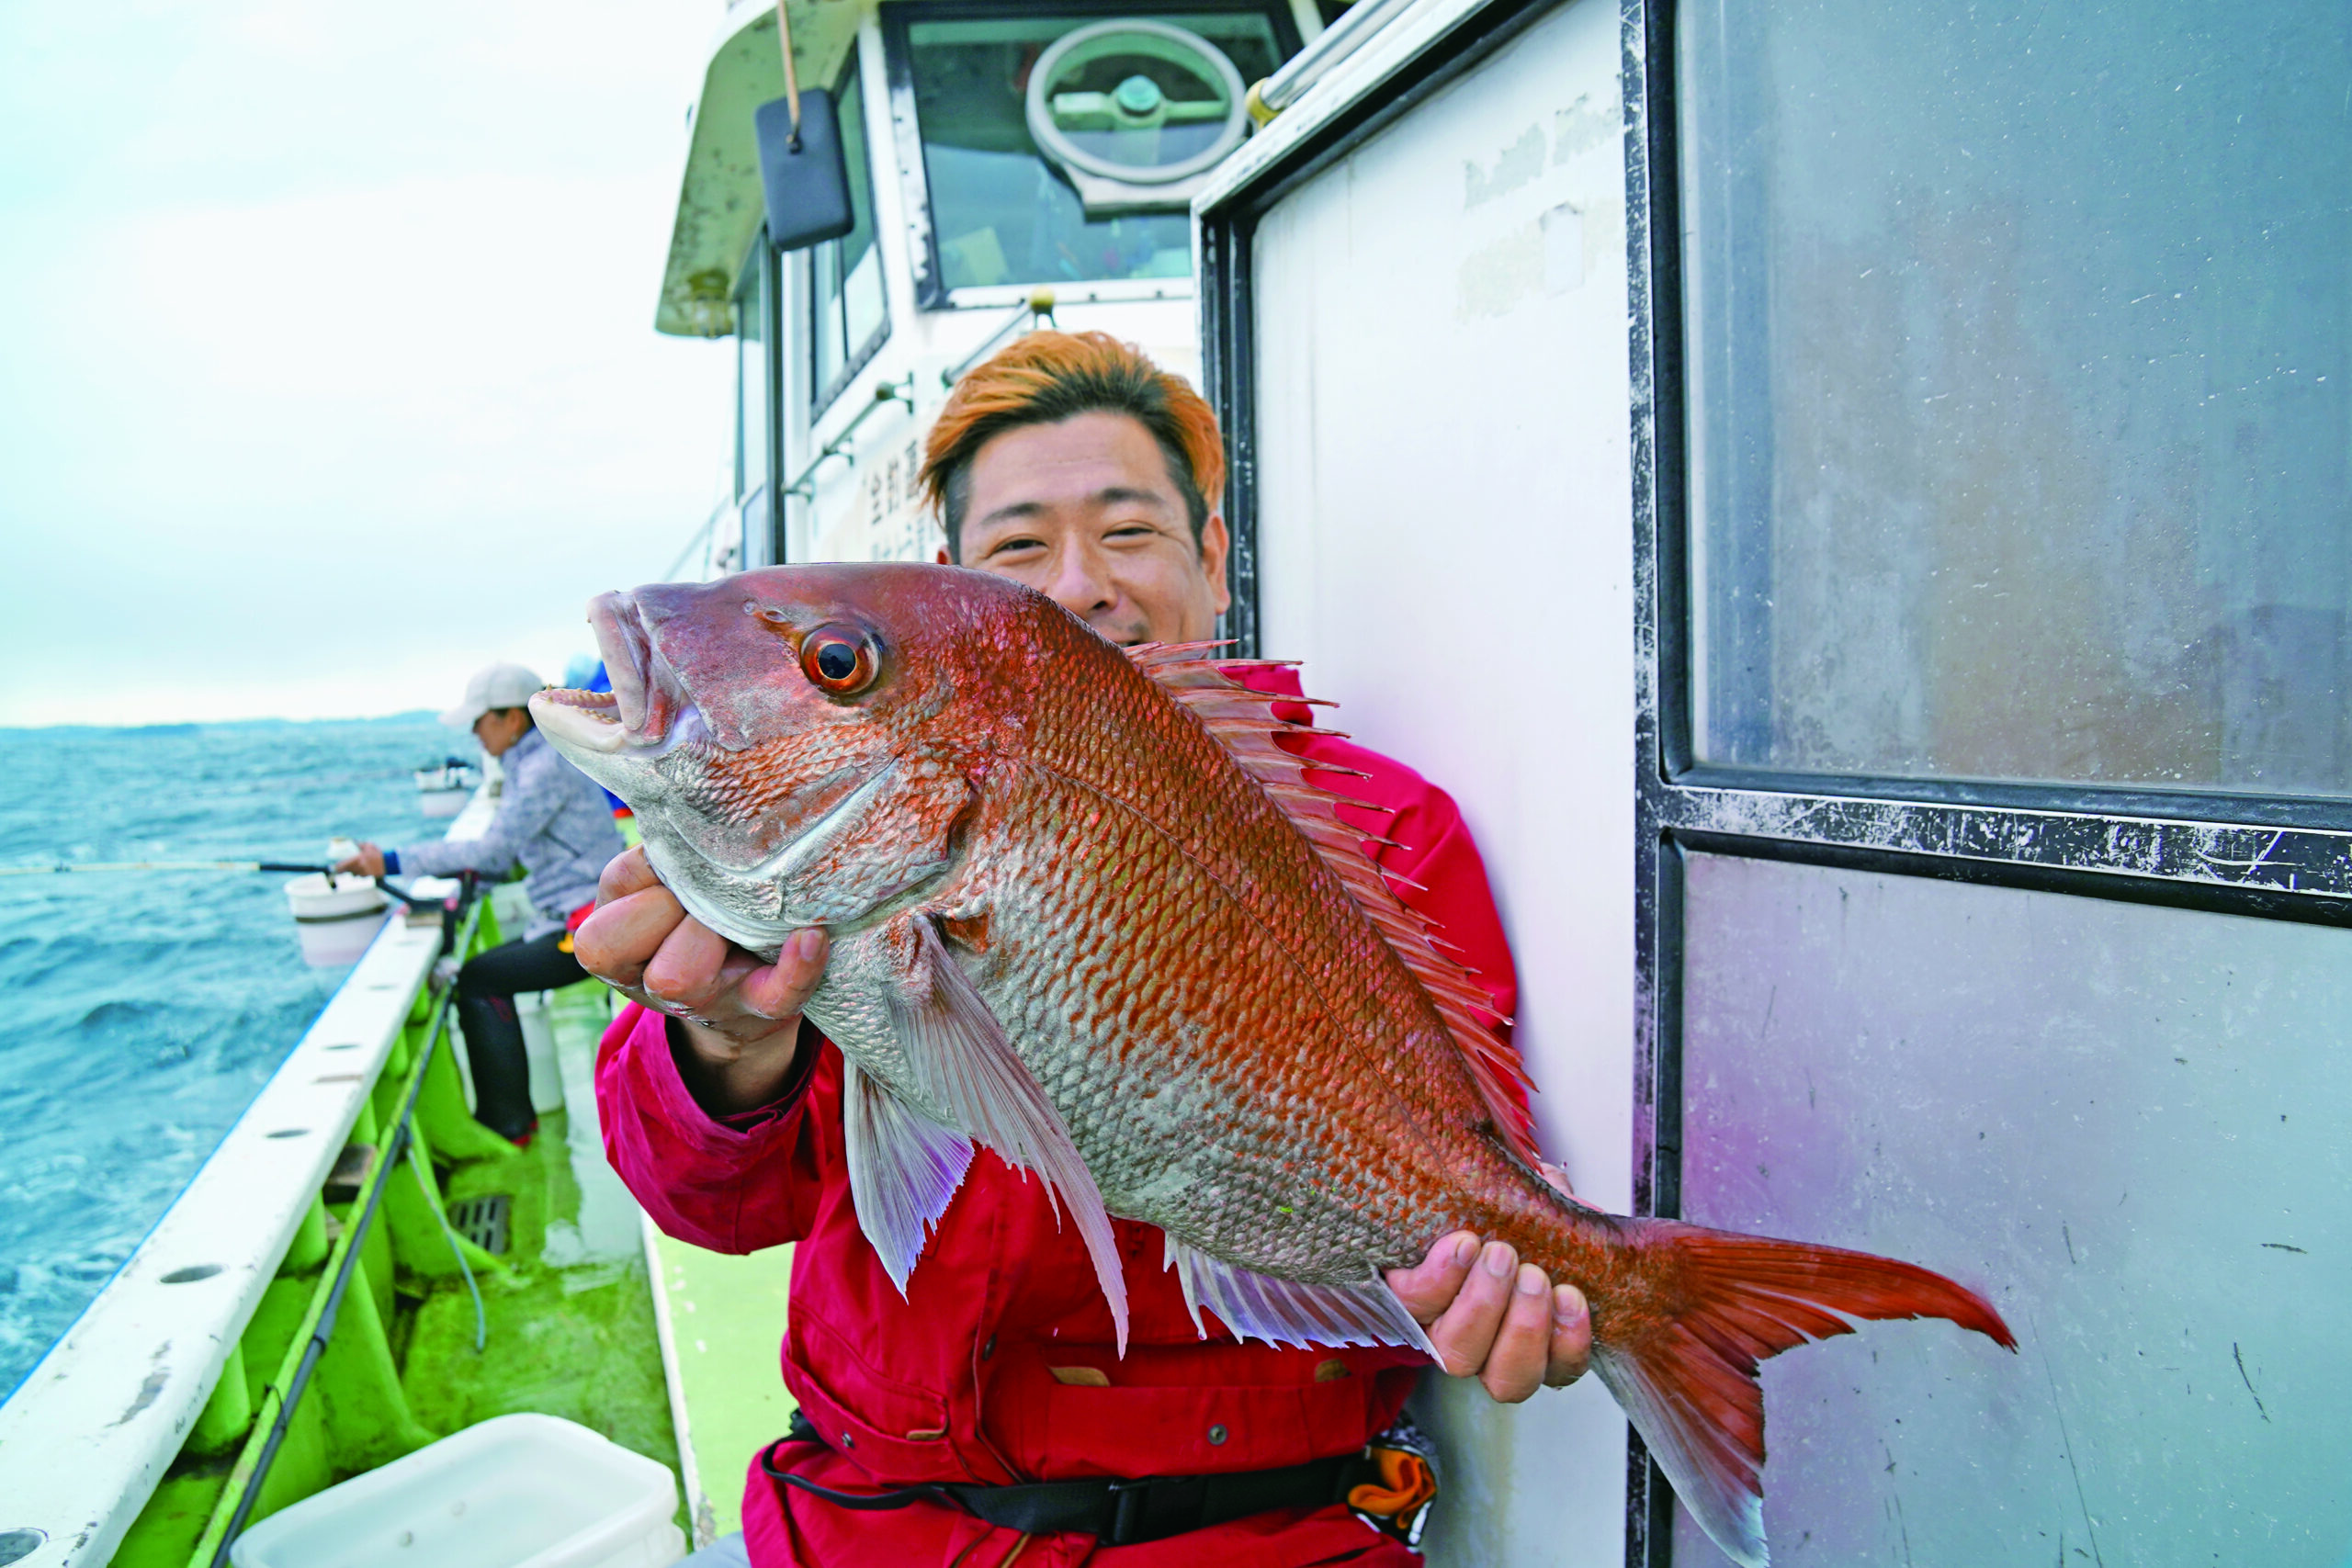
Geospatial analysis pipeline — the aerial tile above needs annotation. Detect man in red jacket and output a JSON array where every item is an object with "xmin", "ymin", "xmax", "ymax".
[{"xmin": 579, "ymin": 333, "xmax": 1589, "ymax": 1566}]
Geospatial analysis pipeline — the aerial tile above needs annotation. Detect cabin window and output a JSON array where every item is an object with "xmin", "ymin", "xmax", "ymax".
[
  {"xmin": 735, "ymin": 238, "xmax": 775, "ymax": 566},
  {"xmin": 895, "ymin": 4, "xmax": 1286, "ymax": 296},
  {"xmin": 1678, "ymin": 0, "xmax": 2352, "ymax": 798},
  {"xmin": 811, "ymin": 53, "xmax": 888, "ymax": 412}
]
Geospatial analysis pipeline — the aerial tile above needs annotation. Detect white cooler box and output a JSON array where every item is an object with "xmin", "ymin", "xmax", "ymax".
[{"xmin": 230, "ymin": 1413, "xmax": 686, "ymax": 1568}]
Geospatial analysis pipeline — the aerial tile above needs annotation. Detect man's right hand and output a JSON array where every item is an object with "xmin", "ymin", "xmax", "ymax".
[{"xmin": 574, "ymin": 845, "xmax": 829, "ymax": 1114}]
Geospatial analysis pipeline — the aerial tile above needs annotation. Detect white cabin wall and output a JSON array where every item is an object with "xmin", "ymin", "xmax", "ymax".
[{"xmin": 1246, "ymin": 0, "xmax": 1634, "ymax": 1560}]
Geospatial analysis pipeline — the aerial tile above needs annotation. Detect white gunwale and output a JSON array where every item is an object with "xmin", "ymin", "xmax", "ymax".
[{"xmin": 0, "ymin": 793, "xmax": 496, "ymax": 1568}]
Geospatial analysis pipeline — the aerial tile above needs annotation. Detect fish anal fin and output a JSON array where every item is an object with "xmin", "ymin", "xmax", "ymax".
[
  {"xmin": 883, "ymin": 914, "xmax": 1131, "ymax": 1353},
  {"xmin": 842, "ymin": 1058, "xmax": 974, "ymax": 1295},
  {"xmin": 1163, "ymin": 1235, "xmax": 1436, "ymax": 1357},
  {"xmin": 1596, "ymin": 1218, "xmax": 2018, "ymax": 1568},
  {"xmin": 1127, "ymin": 649, "xmax": 1543, "ymax": 1165}
]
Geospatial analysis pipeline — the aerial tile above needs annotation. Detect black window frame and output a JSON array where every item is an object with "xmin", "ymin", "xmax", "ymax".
[
  {"xmin": 882, "ymin": 0, "xmax": 1303, "ymax": 312},
  {"xmin": 1200, "ymin": 1, "xmax": 2352, "ymax": 1563},
  {"xmin": 808, "ymin": 42, "xmax": 891, "ymax": 420}
]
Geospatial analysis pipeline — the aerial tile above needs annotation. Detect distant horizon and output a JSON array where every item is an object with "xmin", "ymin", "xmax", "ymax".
[{"xmin": 0, "ymin": 708, "xmax": 443, "ymax": 736}]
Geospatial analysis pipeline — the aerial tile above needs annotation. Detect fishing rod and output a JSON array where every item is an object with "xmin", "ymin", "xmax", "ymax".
[
  {"xmin": 0, "ymin": 859, "xmax": 448, "ymax": 916},
  {"xmin": 0, "ymin": 859, "xmax": 333, "ymax": 877}
]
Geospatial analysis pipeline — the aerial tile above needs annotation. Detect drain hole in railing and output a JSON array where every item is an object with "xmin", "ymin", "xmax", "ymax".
[
  {"xmin": 162, "ymin": 1264, "xmax": 222, "ymax": 1284},
  {"xmin": 0, "ymin": 1529, "xmax": 49, "ymax": 1566},
  {"xmin": 266, "ymin": 1128, "xmax": 310, "ymax": 1140},
  {"xmin": 323, "ymin": 1042, "xmax": 360, "ymax": 1051}
]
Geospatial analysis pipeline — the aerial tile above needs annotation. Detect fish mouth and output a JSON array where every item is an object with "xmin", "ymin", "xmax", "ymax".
[
  {"xmin": 534, "ymin": 590, "xmax": 700, "ymax": 756},
  {"xmin": 531, "ymin": 686, "xmax": 710, "ymax": 760},
  {"xmin": 590, "ymin": 591, "xmax": 655, "ymax": 731}
]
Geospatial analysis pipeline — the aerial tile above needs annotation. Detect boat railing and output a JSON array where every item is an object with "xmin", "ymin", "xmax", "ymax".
[
  {"xmin": 190, "ymin": 894, "xmax": 484, "ymax": 1566},
  {"xmin": 0, "ymin": 792, "xmax": 519, "ymax": 1568},
  {"xmin": 782, "ymin": 373, "xmax": 919, "ymax": 502}
]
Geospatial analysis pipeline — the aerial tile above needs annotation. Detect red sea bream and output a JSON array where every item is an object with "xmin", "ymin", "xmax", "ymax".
[{"xmin": 531, "ymin": 563, "xmax": 2013, "ymax": 1565}]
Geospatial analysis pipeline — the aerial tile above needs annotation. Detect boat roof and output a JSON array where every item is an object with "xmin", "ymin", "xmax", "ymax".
[{"xmin": 656, "ymin": 0, "xmax": 862, "ymax": 339}]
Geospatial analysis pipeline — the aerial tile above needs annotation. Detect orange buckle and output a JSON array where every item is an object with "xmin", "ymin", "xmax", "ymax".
[{"xmin": 1347, "ymin": 1441, "xmax": 1439, "ymax": 1547}]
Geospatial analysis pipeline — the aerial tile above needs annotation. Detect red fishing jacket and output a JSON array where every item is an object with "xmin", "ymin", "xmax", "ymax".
[{"xmin": 595, "ymin": 670, "xmax": 1522, "ymax": 1567}]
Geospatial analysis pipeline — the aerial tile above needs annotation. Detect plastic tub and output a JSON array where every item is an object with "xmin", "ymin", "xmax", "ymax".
[
  {"xmin": 230, "ymin": 1413, "xmax": 685, "ymax": 1568},
  {"xmin": 284, "ymin": 874, "xmax": 390, "ymax": 968}
]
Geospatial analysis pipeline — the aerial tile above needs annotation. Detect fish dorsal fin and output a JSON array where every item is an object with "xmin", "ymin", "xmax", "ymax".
[{"xmin": 1124, "ymin": 645, "xmax": 1544, "ymax": 1166}]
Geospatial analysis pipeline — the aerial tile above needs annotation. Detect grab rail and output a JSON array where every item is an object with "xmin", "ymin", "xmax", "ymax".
[
  {"xmin": 1246, "ymin": 0, "xmax": 1420, "ymax": 121},
  {"xmin": 782, "ymin": 373, "xmax": 917, "ymax": 502}
]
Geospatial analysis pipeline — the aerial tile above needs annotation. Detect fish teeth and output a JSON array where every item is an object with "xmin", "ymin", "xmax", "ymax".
[{"xmin": 528, "ymin": 691, "xmax": 626, "ymax": 754}]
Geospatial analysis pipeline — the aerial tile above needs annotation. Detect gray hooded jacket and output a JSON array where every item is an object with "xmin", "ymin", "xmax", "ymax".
[{"xmin": 395, "ymin": 728, "xmax": 625, "ymax": 939}]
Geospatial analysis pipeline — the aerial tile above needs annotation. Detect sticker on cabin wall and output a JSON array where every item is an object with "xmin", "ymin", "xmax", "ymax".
[{"xmin": 863, "ymin": 433, "xmax": 943, "ymax": 563}]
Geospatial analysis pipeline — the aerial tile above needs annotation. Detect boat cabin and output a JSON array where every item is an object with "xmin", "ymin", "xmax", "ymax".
[{"xmin": 654, "ymin": 0, "xmax": 1330, "ymax": 575}]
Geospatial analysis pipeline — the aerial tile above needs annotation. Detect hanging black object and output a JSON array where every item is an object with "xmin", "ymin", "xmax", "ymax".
[{"xmin": 754, "ymin": 0, "xmax": 854, "ymax": 253}]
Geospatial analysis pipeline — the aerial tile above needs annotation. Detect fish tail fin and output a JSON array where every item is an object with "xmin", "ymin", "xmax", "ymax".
[{"xmin": 1589, "ymin": 1220, "xmax": 2014, "ymax": 1567}]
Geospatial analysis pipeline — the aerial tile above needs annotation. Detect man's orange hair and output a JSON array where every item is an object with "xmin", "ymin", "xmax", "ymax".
[{"xmin": 920, "ymin": 331, "xmax": 1226, "ymax": 561}]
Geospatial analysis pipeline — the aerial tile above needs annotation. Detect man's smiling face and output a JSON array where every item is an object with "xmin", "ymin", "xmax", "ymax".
[{"xmin": 942, "ymin": 409, "xmax": 1231, "ymax": 647}]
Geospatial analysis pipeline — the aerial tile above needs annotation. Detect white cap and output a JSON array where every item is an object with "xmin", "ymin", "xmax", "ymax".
[{"xmin": 441, "ymin": 661, "xmax": 545, "ymax": 729}]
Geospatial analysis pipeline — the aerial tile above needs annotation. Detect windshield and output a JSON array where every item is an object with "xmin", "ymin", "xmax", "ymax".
[{"xmin": 902, "ymin": 8, "xmax": 1284, "ymax": 291}]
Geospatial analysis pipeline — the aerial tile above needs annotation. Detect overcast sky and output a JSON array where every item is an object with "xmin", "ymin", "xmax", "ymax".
[{"xmin": 0, "ymin": 0, "xmax": 732, "ymax": 727}]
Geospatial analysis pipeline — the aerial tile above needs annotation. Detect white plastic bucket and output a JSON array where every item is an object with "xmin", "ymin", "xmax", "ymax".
[
  {"xmin": 518, "ymin": 992, "xmax": 566, "ymax": 1114},
  {"xmin": 229, "ymin": 1413, "xmax": 684, "ymax": 1568},
  {"xmin": 284, "ymin": 874, "xmax": 389, "ymax": 968}
]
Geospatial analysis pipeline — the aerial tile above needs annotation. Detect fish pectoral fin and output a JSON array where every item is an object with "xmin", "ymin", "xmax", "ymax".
[
  {"xmin": 885, "ymin": 914, "xmax": 1131, "ymax": 1354},
  {"xmin": 842, "ymin": 1057, "xmax": 975, "ymax": 1296},
  {"xmin": 1165, "ymin": 1236, "xmax": 1437, "ymax": 1356}
]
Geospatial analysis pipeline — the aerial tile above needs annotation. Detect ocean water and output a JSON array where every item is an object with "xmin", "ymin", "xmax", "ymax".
[{"xmin": 0, "ymin": 714, "xmax": 457, "ymax": 1398}]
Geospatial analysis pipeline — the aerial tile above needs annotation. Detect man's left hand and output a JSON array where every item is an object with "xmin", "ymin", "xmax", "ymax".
[
  {"xmin": 334, "ymin": 842, "xmax": 387, "ymax": 877},
  {"xmin": 1384, "ymin": 1163, "xmax": 1590, "ymax": 1403}
]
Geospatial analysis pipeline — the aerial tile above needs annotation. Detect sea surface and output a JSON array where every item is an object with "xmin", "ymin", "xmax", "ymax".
[{"xmin": 0, "ymin": 714, "xmax": 458, "ymax": 1398}]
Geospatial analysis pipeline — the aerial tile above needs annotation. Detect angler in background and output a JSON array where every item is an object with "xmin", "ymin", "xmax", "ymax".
[
  {"xmin": 337, "ymin": 660, "xmax": 624, "ymax": 1145},
  {"xmin": 571, "ymin": 335, "xmax": 1589, "ymax": 1567}
]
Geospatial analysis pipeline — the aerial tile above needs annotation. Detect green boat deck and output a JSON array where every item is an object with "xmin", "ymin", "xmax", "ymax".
[
  {"xmin": 114, "ymin": 919, "xmax": 798, "ymax": 1564},
  {"xmin": 648, "ymin": 1229, "xmax": 798, "ymax": 1540}
]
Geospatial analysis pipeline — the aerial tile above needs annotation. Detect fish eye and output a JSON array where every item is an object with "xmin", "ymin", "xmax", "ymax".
[{"xmin": 800, "ymin": 625, "xmax": 878, "ymax": 696}]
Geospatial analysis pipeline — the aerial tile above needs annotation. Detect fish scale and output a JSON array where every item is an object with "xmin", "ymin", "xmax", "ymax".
[
  {"xmin": 537, "ymin": 562, "xmax": 2018, "ymax": 1568},
  {"xmin": 959, "ymin": 766, "xmax": 1462, "ymax": 1280}
]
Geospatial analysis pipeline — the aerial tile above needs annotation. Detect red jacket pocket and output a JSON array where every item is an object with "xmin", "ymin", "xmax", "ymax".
[{"xmin": 785, "ymin": 1308, "xmax": 961, "ymax": 1483}]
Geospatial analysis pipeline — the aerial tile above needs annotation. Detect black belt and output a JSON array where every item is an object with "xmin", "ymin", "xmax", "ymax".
[{"xmin": 763, "ymin": 1410, "xmax": 1374, "ymax": 1547}]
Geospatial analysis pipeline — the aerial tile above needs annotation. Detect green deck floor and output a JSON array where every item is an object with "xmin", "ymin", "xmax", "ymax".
[
  {"xmin": 522, "ymin": 978, "xmax": 801, "ymax": 1549},
  {"xmin": 399, "ymin": 1106, "xmax": 679, "ymax": 1472},
  {"xmin": 649, "ymin": 1231, "xmax": 799, "ymax": 1540},
  {"xmin": 118, "ymin": 973, "xmax": 805, "ymax": 1562}
]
